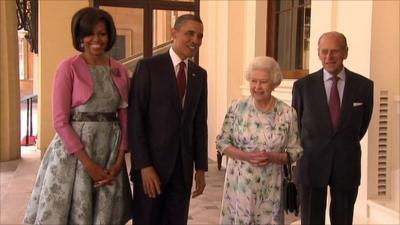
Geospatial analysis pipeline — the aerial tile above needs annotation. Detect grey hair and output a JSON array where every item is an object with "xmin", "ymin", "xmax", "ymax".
[
  {"xmin": 245, "ymin": 56, "xmax": 283, "ymax": 87},
  {"xmin": 318, "ymin": 31, "xmax": 348, "ymax": 50}
]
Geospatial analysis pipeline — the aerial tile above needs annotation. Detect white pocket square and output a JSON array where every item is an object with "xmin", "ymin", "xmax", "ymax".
[{"xmin": 353, "ymin": 102, "xmax": 363, "ymax": 107}]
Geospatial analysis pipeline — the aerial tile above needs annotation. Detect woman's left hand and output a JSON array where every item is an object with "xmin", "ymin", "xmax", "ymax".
[
  {"xmin": 94, "ymin": 150, "xmax": 125, "ymax": 187},
  {"xmin": 109, "ymin": 160, "xmax": 123, "ymax": 178},
  {"xmin": 253, "ymin": 151, "xmax": 287, "ymax": 167}
]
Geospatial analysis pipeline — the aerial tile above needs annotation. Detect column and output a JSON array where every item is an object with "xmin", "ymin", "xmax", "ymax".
[
  {"xmin": 0, "ymin": 0, "xmax": 21, "ymax": 161},
  {"xmin": 37, "ymin": 1, "xmax": 87, "ymax": 155}
]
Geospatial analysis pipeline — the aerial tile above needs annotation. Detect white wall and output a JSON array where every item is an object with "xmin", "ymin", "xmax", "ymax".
[
  {"xmin": 200, "ymin": 0, "xmax": 267, "ymax": 162},
  {"xmin": 368, "ymin": 0, "xmax": 400, "ymax": 223},
  {"xmin": 200, "ymin": 1, "xmax": 229, "ymax": 162},
  {"xmin": 310, "ymin": 0, "xmax": 375, "ymax": 220},
  {"xmin": 309, "ymin": 1, "xmax": 373, "ymax": 75}
]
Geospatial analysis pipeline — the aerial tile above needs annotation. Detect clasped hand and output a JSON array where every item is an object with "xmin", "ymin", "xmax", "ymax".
[
  {"xmin": 86, "ymin": 161, "xmax": 122, "ymax": 188},
  {"xmin": 75, "ymin": 149, "xmax": 123, "ymax": 188},
  {"xmin": 246, "ymin": 151, "xmax": 281, "ymax": 167}
]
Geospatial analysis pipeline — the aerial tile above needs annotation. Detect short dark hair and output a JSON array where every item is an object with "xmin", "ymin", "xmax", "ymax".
[
  {"xmin": 71, "ymin": 7, "xmax": 116, "ymax": 52},
  {"xmin": 173, "ymin": 14, "xmax": 203, "ymax": 30}
]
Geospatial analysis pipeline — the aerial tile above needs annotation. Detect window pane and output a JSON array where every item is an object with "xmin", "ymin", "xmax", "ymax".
[
  {"xmin": 100, "ymin": 6, "xmax": 144, "ymax": 59},
  {"xmin": 100, "ymin": 6, "xmax": 144, "ymax": 74},
  {"xmin": 294, "ymin": 6, "xmax": 304, "ymax": 69},
  {"xmin": 18, "ymin": 31, "xmax": 27, "ymax": 80},
  {"xmin": 292, "ymin": 6, "xmax": 311, "ymax": 70},
  {"xmin": 294, "ymin": 0, "xmax": 305, "ymax": 7},
  {"xmin": 152, "ymin": 10, "xmax": 193, "ymax": 56},
  {"xmin": 267, "ymin": 0, "xmax": 311, "ymax": 78},
  {"xmin": 303, "ymin": 6, "xmax": 311, "ymax": 69},
  {"xmin": 277, "ymin": 0, "xmax": 292, "ymax": 12},
  {"xmin": 276, "ymin": 10, "xmax": 293, "ymax": 70}
]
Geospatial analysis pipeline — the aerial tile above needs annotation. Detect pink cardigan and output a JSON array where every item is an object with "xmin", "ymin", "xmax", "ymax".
[{"xmin": 52, "ymin": 55, "xmax": 130, "ymax": 154}]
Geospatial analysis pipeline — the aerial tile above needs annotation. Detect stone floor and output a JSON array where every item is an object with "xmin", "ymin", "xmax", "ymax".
[
  {"xmin": 188, "ymin": 158, "xmax": 299, "ymax": 225},
  {"xmin": 0, "ymin": 101, "xmax": 302, "ymax": 224},
  {"xmin": 0, "ymin": 147, "xmax": 41, "ymax": 225},
  {"xmin": 0, "ymin": 147, "xmax": 300, "ymax": 225}
]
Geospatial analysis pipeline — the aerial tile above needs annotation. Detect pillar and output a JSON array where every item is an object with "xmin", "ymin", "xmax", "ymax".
[{"xmin": 0, "ymin": 0, "xmax": 21, "ymax": 161}]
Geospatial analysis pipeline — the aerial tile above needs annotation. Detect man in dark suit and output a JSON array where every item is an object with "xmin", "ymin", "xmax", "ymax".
[
  {"xmin": 292, "ymin": 31, "xmax": 373, "ymax": 225},
  {"xmin": 128, "ymin": 14, "xmax": 207, "ymax": 225}
]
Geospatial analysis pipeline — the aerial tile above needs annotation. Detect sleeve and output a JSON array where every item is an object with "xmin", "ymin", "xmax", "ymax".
[
  {"xmin": 285, "ymin": 107, "xmax": 303, "ymax": 162},
  {"xmin": 216, "ymin": 101, "xmax": 239, "ymax": 155},
  {"xmin": 359, "ymin": 80, "xmax": 374, "ymax": 140},
  {"xmin": 128, "ymin": 60, "xmax": 152, "ymax": 169},
  {"xmin": 291, "ymin": 81, "xmax": 303, "ymax": 132},
  {"xmin": 117, "ymin": 66, "xmax": 130, "ymax": 152},
  {"xmin": 193, "ymin": 72, "xmax": 208, "ymax": 171},
  {"xmin": 118, "ymin": 108, "xmax": 128, "ymax": 152},
  {"xmin": 52, "ymin": 62, "xmax": 84, "ymax": 154}
]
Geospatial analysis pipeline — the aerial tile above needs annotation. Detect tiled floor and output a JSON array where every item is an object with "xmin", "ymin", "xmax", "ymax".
[{"xmin": 0, "ymin": 147, "xmax": 300, "ymax": 225}]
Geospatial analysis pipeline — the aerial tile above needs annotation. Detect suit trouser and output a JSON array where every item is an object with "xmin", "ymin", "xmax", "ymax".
[
  {"xmin": 132, "ymin": 157, "xmax": 191, "ymax": 225},
  {"xmin": 299, "ymin": 185, "xmax": 358, "ymax": 225}
]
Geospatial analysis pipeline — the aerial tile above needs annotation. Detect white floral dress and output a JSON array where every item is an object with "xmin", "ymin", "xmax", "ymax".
[
  {"xmin": 216, "ymin": 96, "xmax": 303, "ymax": 225},
  {"xmin": 24, "ymin": 65, "xmax": 132, "ymax": 225}
]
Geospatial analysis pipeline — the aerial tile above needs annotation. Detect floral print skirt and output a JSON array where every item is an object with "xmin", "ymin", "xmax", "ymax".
[{"xmin": 23, "ymin": 121, "xmax": 132, "ymax": 225}]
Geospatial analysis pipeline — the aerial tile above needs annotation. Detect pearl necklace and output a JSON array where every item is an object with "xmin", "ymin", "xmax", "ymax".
[
  {"xmin": 253, "ymin": 97, "xmax": 276, "ymax": 150},
  {"xmin": 254, "ymin": 97, "xmax": 275, "ymax": 113}
]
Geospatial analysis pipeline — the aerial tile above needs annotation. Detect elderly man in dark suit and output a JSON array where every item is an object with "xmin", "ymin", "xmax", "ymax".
[
  {"xmin": 292, "ymin": 31, "xmax": 373, "ymax": 225},
  {"xmin": 128, "ymin": 14, "xmax": 207, "ymax": 225}
]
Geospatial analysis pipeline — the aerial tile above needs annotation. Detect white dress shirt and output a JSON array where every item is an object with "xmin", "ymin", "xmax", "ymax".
[{"xmin": 323, "ymin": 68, "xmax": 346, "ymax": 106}]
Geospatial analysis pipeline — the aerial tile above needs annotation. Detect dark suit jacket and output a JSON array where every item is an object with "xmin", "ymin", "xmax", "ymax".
[
  {"xmin": 292, "ymin": 68, "xmax": 373, "ymax": 188},
  {"xmin": 128, "ymin": 52, "xmax": 208, "ymax": 188}
]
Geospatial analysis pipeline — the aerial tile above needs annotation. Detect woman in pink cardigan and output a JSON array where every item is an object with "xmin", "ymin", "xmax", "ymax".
[{"xmin": 24, "ymin": 7, "xmax": 132, "ymax": 225}]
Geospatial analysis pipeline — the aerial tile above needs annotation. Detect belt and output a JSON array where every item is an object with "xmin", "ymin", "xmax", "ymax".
[{"xmin": 70, "ymin": 112, "xmax": 118, "ymax": 122}]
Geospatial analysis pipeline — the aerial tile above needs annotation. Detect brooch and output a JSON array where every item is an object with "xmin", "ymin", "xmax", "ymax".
[{"xmin": 110, "ymin": 68, "xmax": 120, "ymax": 77}]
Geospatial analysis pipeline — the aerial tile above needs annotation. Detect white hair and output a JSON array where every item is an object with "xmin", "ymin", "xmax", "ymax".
[{"xmin": 245, "ymin": 56, "xmax": 282, "ymax": 87}]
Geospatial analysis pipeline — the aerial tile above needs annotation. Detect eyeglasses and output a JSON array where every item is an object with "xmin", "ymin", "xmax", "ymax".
[{"xmin": 319, "ymin": 48, "xmax": 344, "ymax": 57}]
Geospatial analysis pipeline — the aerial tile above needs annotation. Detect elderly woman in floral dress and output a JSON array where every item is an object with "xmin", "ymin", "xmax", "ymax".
[{"xmin": 216, "ymin": 56, "xmax": 303, "ymax": 225}]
